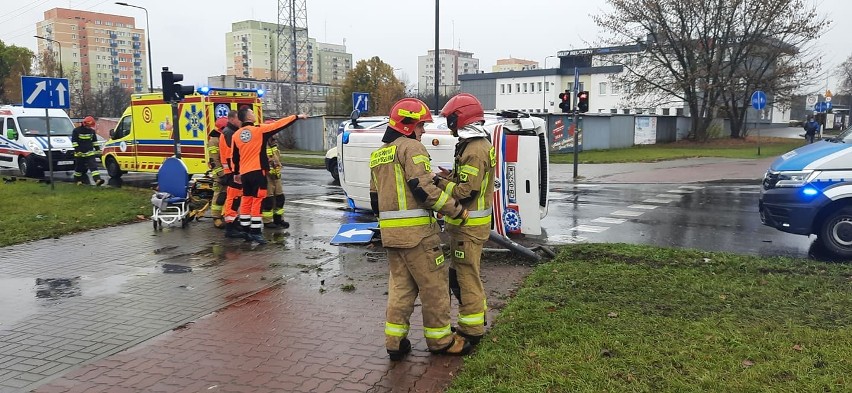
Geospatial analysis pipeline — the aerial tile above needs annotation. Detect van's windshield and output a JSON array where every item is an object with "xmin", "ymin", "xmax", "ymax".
[{"xmin": 17, "ymin": 116, "xmax": 75, "ymax": 136}]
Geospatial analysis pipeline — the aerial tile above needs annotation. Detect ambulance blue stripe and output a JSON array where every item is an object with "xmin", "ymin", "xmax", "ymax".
[
  {"xmin": 771, "ymin": 142, "xmax": 852, "ymax": 171},
  {"xmin": 35, "ymin": 137, "xmax": 47, "ymax": 149}
]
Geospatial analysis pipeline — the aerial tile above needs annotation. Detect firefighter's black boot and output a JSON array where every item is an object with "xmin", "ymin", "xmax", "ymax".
[
  {"xmin": 387, "ymin": 338, "xmax": 411, "ymax": 361},
  {"xmin": 273, "ymin": 214, "xmax": 290, "ymax": 229},
  {"xmin": 224, "ymin": 222, "xmax": 246, "ymax": 239}
]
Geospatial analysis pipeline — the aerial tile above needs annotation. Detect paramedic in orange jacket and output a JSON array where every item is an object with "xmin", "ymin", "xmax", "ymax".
[
  {"xmin": 219, "ymin": 110, "xmax": 246, "ymax": 239},
  {"xmin": 370, "ymin": 98, "xmax": 472, "ymax": 360},
  {"xmin": 232, "ymin": 107, "xmax": 305, "ymax": 244}
]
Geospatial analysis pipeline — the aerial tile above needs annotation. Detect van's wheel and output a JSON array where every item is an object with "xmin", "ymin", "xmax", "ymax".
[
  {"xmin": 105, "ymin": 156, "xmax": 123, "ymax": 179},
  {"xmin": 328, "ymin": 157, "xmax": 339, "ymax": 182},
  {"xmin": 18, "ymin": 155, "xmax": 44, "ymax": 178},
  {"xmin": 819, "ymin": 206, "xmax": 852, "ymax": 258}
]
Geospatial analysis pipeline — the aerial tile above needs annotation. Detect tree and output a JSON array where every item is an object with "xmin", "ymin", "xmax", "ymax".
[
  {"xmin": 595, "ymin": 0, "xmax": 826, "ymax": 140},
  {"xmin": 837, "ymin": 55, "xmax": 852, "ymax": 95},
  {"xmin": 0, "ymin": 41, "xmax": 35, "ymax": 104},
  {"xmin": 332, "ymin": 56, "xmax": 405, "ymax": 116}
]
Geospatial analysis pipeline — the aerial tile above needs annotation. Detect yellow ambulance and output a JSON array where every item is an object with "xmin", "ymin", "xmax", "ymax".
[{"xmin": 101, "ymin": 88, "xmax": 263, "ymax": 178}]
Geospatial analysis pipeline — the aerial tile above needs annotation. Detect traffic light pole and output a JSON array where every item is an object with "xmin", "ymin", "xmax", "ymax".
[
  {"xmin": 171, "ymin": 102, "xmax": 181, "ymax": 159},
  {"xmin": 573, "ymin": 110, "xmax": 580, "ymax": 179}
]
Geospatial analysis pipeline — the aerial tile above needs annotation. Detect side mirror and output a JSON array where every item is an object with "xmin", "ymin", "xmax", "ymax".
[
  {"xmin": 6, "ymin": 129, "xmax": 16, "ymax": 140},
  {"xmin": 349, "ymin": 110, "xmax": 360, "ymax": 128},
  {"xmin": 109, "ymin": 129, "xmax": 116, "ymax": 139}
]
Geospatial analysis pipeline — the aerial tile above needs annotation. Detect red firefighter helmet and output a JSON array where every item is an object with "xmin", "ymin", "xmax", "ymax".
[
  {"xmin": 440, "ymin": 93, "xmax": 484, "ymax": 130},
  {"xmin": 388, "ymin": 98, "xmax": 433, "ymax": 135},
  {"xmin": 82, "ymin": 116, "xmax": 96, "ymax": 127},
  {"xmin": 214, "ymin": 117, "xmax": 229, "ymax": 131}
]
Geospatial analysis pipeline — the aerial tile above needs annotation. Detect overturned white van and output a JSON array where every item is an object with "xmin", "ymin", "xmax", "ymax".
[{"xmin": 336, "ymin": 111, "xmax": 550, "ymax": 237}]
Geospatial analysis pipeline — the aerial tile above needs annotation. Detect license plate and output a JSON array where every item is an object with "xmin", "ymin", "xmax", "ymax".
[
  {"xmin": 506, "ymin": 164, "xmax": 516, "ymax": 203},
  {"xmin": 58, "ymin": 160, "xmax": 74, "ymax": 165}
]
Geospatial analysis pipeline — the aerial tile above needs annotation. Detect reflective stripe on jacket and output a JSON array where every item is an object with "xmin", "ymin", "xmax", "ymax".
[
  {"xmin": 438, "ymin": 135, "xmax": 495, "ymax": 241},
  {"xmin": 369, "ymin": 136, "xmax": 464, "ymax": 248}
]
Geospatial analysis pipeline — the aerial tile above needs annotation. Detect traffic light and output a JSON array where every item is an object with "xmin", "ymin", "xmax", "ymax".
[
  {"xmin": 161, "ymin": 67, "xmax": 195, "ymax": 102},
  {"xmin": 558, "ymin": 90, "xmax": 571, "ymax": 113},
  {"xmin": 577, "ymin": 91, "xmax": 589, "ymax": 113}
]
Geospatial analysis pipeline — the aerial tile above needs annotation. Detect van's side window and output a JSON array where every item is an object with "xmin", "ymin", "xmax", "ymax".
[
  {"xmin": 5, "ymin": 118, "xmax": 18, "ymax": 139},
  {"xmin": 114, "ymin": 116, "xmax": 132, "ymax": 139}
]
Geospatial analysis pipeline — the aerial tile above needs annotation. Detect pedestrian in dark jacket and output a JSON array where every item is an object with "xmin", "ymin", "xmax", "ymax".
[{"xmin": 804, "ymin": 116, "xmax": 819, "ymax": 144}]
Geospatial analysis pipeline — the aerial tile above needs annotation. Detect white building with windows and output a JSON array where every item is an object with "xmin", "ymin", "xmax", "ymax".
[{"xmin": 418, "ymin": 49, "xmax": 479, "ymax": 95}]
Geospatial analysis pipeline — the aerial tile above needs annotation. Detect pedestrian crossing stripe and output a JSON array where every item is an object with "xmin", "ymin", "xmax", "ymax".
[
  {"xmin": 569, "ymin": 225, "xmax": 609, "ymax": 233},
  {"xmin": 643, "ymin": 198, "xmax": 674, "ymax": 204},
  {"xmin": 666, "ymin": 189, "xmax": 694, "ymax": 194},
  {"xmin": 289, "ymin": 199, "xmax": 346, "ymax": 209},
  {"xmin": 611, "ymin": 210, "xmax": 644, "ymax": 217},
  {"xmin": 591, "ymin": 217, "xmax": 627, "ymax": 224},
  {"xmin": 628, "ymin": 204, "xmax": 658, "ymax": 210},
  {"xmin": 655, "ymin": 194, "xmax": 683, "ymax": 199},
  {"xmin": 679, "ymin": 185, "xmax": 705, "ymax": 190}
]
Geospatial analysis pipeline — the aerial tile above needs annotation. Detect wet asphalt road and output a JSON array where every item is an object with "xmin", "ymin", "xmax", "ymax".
[{"xmin": 1, "ymin": 164, "xmax": 827, "ymax": 261}]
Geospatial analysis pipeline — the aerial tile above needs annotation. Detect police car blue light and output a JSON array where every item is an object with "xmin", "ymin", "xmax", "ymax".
[
  {"xmin": 802, "ymin": 187, "xmax": 818, "ymax": 197},
  {"xmin": 342, "ymin": 130, "xmax": 351, "ymax": 144},
  {"xmin": 257, "ymin": 89, "xmax": 265, "ymax": 97}
]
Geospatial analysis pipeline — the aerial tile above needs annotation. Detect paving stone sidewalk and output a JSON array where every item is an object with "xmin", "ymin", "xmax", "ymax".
[{"xmin": 0, "ymin": 203, "xmax": 532, "ymax": 393}]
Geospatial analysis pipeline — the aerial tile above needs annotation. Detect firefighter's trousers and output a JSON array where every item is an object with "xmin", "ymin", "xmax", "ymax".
[
  {"xmin": 73, "ymin": 155, "xmax": 101, "ymax": 183},
  {"xmin": 449, "ymin": 231, "xmax": 487, "ymax": 337},
  {"xmin": 261, "ymin": 174, "xmax": 285, "ymax": 224},
  {"xmin": 385, "ymin": 233, "xmax": 454, "ymax": 352},
  {"xmin": 210, "ymin": 180, "xmax": 224, "ymax": 220}
]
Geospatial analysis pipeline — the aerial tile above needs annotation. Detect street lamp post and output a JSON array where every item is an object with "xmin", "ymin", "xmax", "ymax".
[
  {"xmin": 116, "ymin": 2, "xmax": 153, "ymax": 93},
  {"xmin": 34, "ymin": 35, "xmax": 62, "ymax": 78},
  {"xmin": 542, "ymin": 55, "xmax": 556, "ymax": 112}
]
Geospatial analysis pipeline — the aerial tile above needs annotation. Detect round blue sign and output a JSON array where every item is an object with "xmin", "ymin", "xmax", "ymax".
[{"xmin": 751, "ymin": 91, "xmax": 767, "ymax": 110}]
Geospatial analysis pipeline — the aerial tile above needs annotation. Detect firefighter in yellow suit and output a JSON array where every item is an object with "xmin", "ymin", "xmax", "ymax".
[
  {"xmin": 207, "ymin": 117, "xmax": 229, "ymax": 228},
  {"xmin": 436, "ymin": 93, "xmax": 495, "ymax": 345},
  {"xmin": 262, "ymin": 132, "xmax": 289, "ymax": 229},
  {"xmin": 370, "ymin": 98, "xmax": 473, "ymax": 360}
]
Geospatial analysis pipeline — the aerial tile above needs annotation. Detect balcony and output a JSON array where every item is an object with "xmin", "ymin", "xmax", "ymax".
[
  {"xmin": 134, "ymin": 78, "xmax": 142, "ymax": 84},
  {"xmin": 132, "ymin": 35, "xmax": 139, "ymax": 41},
  {"xmin": 109, "ymin": 33, "xmax": 117, "ymax": 39},
  {"xmin": 133, "ymin": 52, "xmax": 140, "ymax": 58},
  {"xmin": 132, "ymin": 42, "xmax": 140, "ymax": 48},
  {"xmin": 134, "ymin": 70, "xmax": 141, "ymax": 75},
  {"xmin": 113, "ymin": 77, "xmax": 120, "ymax": 83},
  {"xmin": 133, "ymin": 61, "xmax": 141, "ymax": 67}
]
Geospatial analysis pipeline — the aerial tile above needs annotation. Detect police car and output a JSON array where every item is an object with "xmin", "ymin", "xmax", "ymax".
[{"xmin": 760, "ymin": 126, "xmax": 852, "ymax": 257}]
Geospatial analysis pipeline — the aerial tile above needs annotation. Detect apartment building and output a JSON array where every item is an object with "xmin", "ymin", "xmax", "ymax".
[
  {"xmin": 37, "ymin": 8, "xmax": 147, "ymax": 93},
  {"xmin": 492, "ymin": 58, "xmax": 539, "ymax": 72},
  {"xmin": 418, "ymin": 49, "xmax": 479, "ymax": 95},
  {"xmin": 225, "ymin": 20, "xmax": 351, "ymax": 86}
]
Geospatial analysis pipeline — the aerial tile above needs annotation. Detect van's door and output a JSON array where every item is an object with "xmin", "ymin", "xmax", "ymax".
[
  {"xmin": 0, "ymin": 117, "xmax": 17, "ymax": 167},
  {"xmin": 111, "ymin": 115, "xmax": 136, "ymax": 173}
]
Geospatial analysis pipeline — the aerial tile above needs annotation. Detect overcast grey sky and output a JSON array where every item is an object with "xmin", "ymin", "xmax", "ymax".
[{"xmin": 1, "ymin": 0, "xmax": 848, "ymax": 91}]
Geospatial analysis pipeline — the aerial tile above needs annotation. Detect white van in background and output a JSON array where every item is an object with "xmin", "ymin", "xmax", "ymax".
[
  {"xmin": 335, "ymin": 111, "xmax": 550, "ymax": 237},
  {"xmin": 0, "ymin": 105, "xmax": 78, "ymax": 178}
]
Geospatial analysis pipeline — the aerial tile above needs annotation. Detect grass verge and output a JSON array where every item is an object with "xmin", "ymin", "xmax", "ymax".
[
  {"xmin": 0, "ymin": 180, "xmax": 151, "ymax": 246},
  {"xmin": 551, "ymin": 138, "xmax": 805, "ymax": 164},
  {"xmin": 450, "ymin": 243, "xmax": 852, "ymax": 393},
  {"xmin": 279, "ymin": 156, "xmax": 326, "ymax": 168}
]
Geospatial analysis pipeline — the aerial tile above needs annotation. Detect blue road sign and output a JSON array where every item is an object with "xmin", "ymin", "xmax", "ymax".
[
  {"xmin": 330, "ymin": 222, "xmax": 378, "ymax": 245},
  {"xmin": 353, "ymin": 92, "xmax": 369, "ymax": 113},
  {"xmin": 751, "ymin": 90, "xmax": 767, "ymax": 110},
  {"xmin": 815, "ymin": 101, "xmax": 828, "ymax": 113},
  {"xmin": 21, "ymin": 76, "xmax": 69, "ymax": 109}
]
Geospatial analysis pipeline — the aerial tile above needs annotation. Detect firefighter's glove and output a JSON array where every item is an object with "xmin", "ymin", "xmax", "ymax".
[
  {"xmin": 74, "ymin": 152, "xmax": 82, "ymax": 158},
  {"xmin": 455, "ymin": 209, "xmax": 470, "ymax": 225}
]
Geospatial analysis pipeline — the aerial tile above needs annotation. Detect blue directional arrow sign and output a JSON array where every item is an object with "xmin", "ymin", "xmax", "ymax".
[
  {"xmin": 815, "ymin": 101, "xmax": 828, "ymax": 113},
  {"xmin": 751, "ymin": 90, "xmax": 767, "ymax": 110},
  {"xmin": 21, "ymin": 76, "xmax": 69, "ymax": 109},
  {"xmin": 353, "ymin": 92, "xmax": 369, "ymax": 114},
  {"xmin": 330, "ymin": 222, "xmax": 378, "ymax": 245}
]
